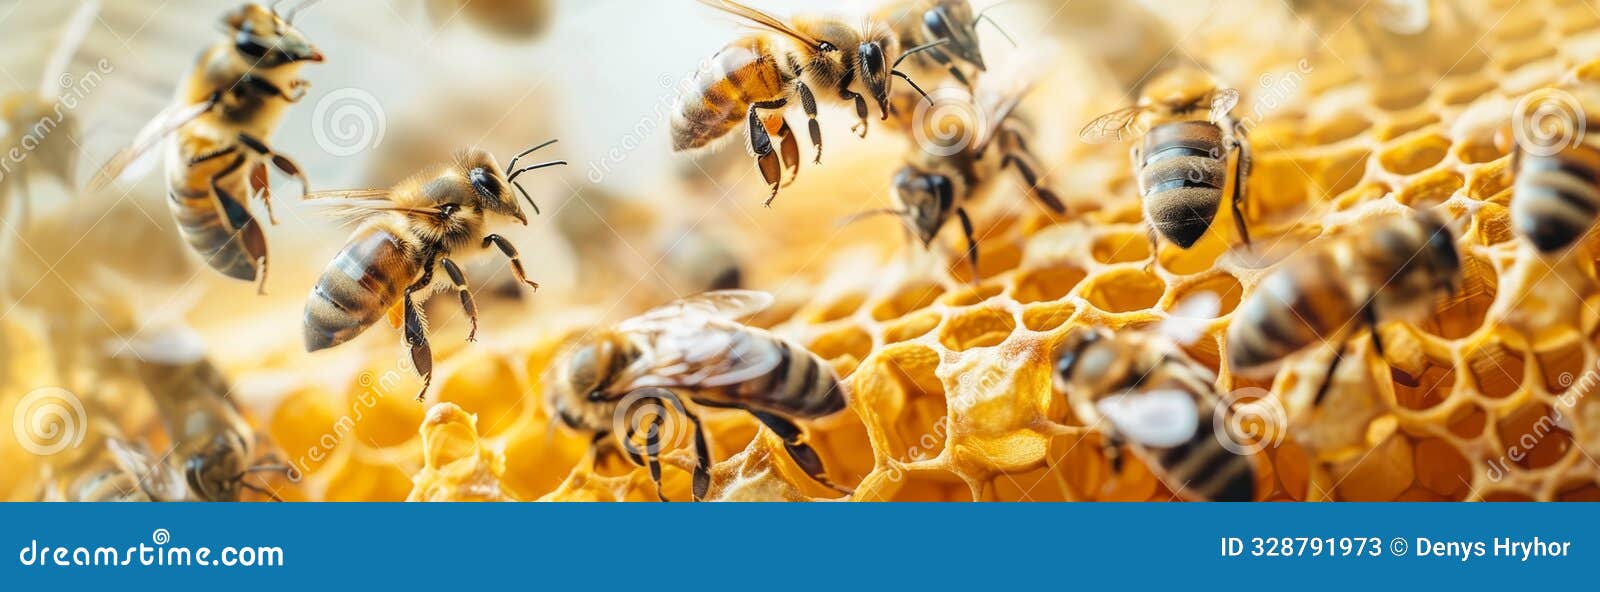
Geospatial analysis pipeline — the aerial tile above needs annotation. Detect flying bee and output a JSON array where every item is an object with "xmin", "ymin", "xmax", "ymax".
[
  {"xmin": 426, "ymin": 0, "xmax": 551, "ymax": 40},
  {"xmin": 848, "ymin": 83, "xmax": 1064, "ymax": 278},
  {"xmin": 671, "ymin": 0, "xmax": 939, "ymax": 206},
  {"xmin": 89, "ymin": 1, "xmax": 325, "ymax": 291},
  {"xmin": 545, "ymin": 290, "xmax": 851, "ymax": 502},
  {"xmin": 1080, "ymin": 67, "xmax": 1252, "ymax": 258},
  {"xmin": 120, "ymin": 324, "xmax": 288, "ymax": 501},
  {"xmin": 1227, "ymin": 209, "xmax": 1462, "ymax": 403},
  {"xmin": 1052, "ymin": 293, "xmax": 1258, "ymax": 501},
  {"xmin": 1506, "ymin": 89, "xmax": 1600, "ymax": 254},
  {"xmin": 0, "ymin": 0, "xmax": 99, "ymax": 228},
  {"xmin": 302, "ymin": 143, "xmax": 564, "ymax": 401}
]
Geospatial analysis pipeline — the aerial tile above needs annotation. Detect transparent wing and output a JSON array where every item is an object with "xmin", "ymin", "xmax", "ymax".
[
  {"xmin": 38, "ymin": 0, "xmax": 100, "ymax": 100},
  {"xmin": 1096, "ymin": 388, "xmax": 1200, "ymax": 448},
  {"xmin": 107, "ymin": 438, "xmax": 187, "ymax": 501},
  {"xmin": 303, "ymin": 192, "xmax": 442, "ymax": 225},
  {"xmin": 698, "ymin": 0, "xmax": 818, "ymax": 48},
  {"xmin": 624, "ymin": 318, "xmax": 783, "ymax": 391},
  {"xmin": 973, "ymin": 86, "xmax": 1030, "ymax": 155},
  {"xmin": 87, "ymin": 100, "xmax": 212, "ymax": 190},
  {"xmin": 621, "ymin": 290, "xmax": 774, "ymax": 330},
  {"xmin": 1158, "ymin": 291, "xmax": 1222, "ymax": 345},
  {"xmin": 1078, "ymin": 106, "xmax": 1145, "ymax": 144},
  {"xmin": 1208, "ymin": 88, "xmax": 1240, "ymax": 122},
  {"xmin": 1375, "ymin": 0, "xmax": 1430, "ymax": 35}
]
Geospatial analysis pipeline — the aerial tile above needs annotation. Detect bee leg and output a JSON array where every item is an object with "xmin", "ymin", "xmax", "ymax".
[
  {"xmin": 439, "ymin": 258, "xmax": 478, "ymax": 342},
  {"xmin": 187, "ymin": 145, "xmax": 237, "ymax": 166},
  {"xmin": 402, "ymin": 290, "xmax": 434, "ymax": 402},
  {"xmin": 769, "ymin": 117, "xmax": 800, "ymax": 188},
  {"xmin": 1363, "ymin": 305, "xmax": 1417, "ymax": 386},
  {"xmin": 745, "ymin": 100, "xmax": 787, "ymax": 206},
  {"xmin": 648, "ymin": 389, "xmax": 712, "ymax": 501},
  {"xmin": 795, "ymin": 81, "xmax": 822, "ymax": 164},
  {"xmin": 209, "ymin": 154, "xmax": 270, "ymax": 291},
  {"xmin": 1102, "ymin": 437, "xmax": 1124, "ymax": 475},
  {"xmin": 956, "ymin": 207, "xmax": 980, "ymax": 283},
  {"xmin": 249, "ymin": 163, "xmax": 277, "ymax": 225},
  {"xmin": 1224, "ymin": 120, "xmax": 1254, "ymax": 247},
  {"xmin": 751, "ymin": 411, "xmax": 852, "ymax": 496},
  {"xmin": 480, "ymin": 234, "xmax": 539, "ymax": 291},
  {"xmin": 1000, "ymin": 139, "xmax": 1067, "ymax": 213},
  {"xmin": 842, "ymin": 88, "xmax": 870, "ymax": 138},
  {"xmin": 236, "ymin": 133, "xmax": 311, "ymax": 198},
  {"xmin": 1313, "ymin": 340, "xmax": 1351, "ymax": 406},
  {"xmin": 923, "ymin": 47, "xmax": 971, "ymax": 90}
]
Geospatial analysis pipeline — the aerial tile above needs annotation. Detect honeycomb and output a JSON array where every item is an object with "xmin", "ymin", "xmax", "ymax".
[{"xmin": 8, "ymin": 0, "xmax": 1600, "ymax": 503}]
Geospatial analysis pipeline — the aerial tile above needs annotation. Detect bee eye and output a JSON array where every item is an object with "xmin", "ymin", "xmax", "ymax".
[
  {"xmin": 817, "ymin": 41, "xmax": 837, "ymax": 52},
  {"xmin": 468, "ymin": 167, "xmax": 501, "ymax": 201},
  {"xmin": 234, "ymin": 32, "xmax": 271, "ymax": 58}
]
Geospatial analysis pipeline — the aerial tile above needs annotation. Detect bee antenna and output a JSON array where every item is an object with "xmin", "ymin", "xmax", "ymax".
[
  {"xmin": 285, "ymin": 0, "xmax": 322, "ymax": 24},
  {"xmin": 513, "ymin": 181, "xmax": 541, "ymax": 216},
  {"xmin": 892, "ymin": 38, "xmax": 949, "ymax": 69},
  {"xmin": 893, "ymin": 70, "xmax": 932, "ymax": 103},
  {"xmin": 239, "ymin": 479, "xmax": 285, "ymax": 502},
  {"xmin": 507, "ymin": 138, "xmax": 559, "ymax": 171},
  {"xmin": 836, "ymin": 208, "xmax": 910, "ymax": 229},
  {"xmin": 973, "ymin": 14, "xmax": 1017, "ymax": 48},
  {"xmin": 506, "ymin": 160, "xmax": 568, "ymax": 182}
]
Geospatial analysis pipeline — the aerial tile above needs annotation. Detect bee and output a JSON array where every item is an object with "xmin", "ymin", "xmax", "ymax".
[
  {"xmin": 671, "ymin": 0, "xmax": 938, "ymax": 206},
  {"xmin": 1079, "ymin": 67, "xmax": 1252, "ymax": 259},
  {"xmin": 1507, "ymin": 91, "xmax": 1600, "ymax": 253},
  {"xmin": 545, "ymin": 290, "xmax": 851, "ymax": 501},
  {"xmin": 852, "ymin": 83, "xmax": 1064, "ymax": 278},
  {"xmin": 426, "ymin": 0, "xmax": 551, "ymax": 41},
  {"xmin": 302, "ymin": 143, "xmax": 564, "ymax": 401},
  {"xmin": 89, "ymin": 1, "xmax": 325, "ymax": 290},
  {"xmin": 1227, "ymin": 209, "xmax": 1462, "ymax": 403},
  {"xmin": 1052, "ymin": 293, "xmax": 1258, "ymax": 501},
  {"xmin": 121, "ymin": 324, "xmax": 287, "ymax": 501},
  {"xmin": 0, "ymin": 0, "xmax": 100, "ymax": 228}
]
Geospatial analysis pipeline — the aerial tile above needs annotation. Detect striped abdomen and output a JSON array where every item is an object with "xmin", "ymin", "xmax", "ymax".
[
  {"xmin": 1140, "ymin": 397, "xmax": 1256, "ymax": 501},
  {"xmin": 670, "ymin": 37, "xmax": 790, "ymax": 151},
  {"xmin": 1226, "ymin": 250, "xmax": 1357, "ymax": 373},
  {"xmin": 1513, "ymin": 145, "xmax": 1600, "ymax": 252},
  {"xmin": 304, "ymin": 226, "xmax": 419, "ymax": 352},
  {"xmin": 693, "ymin": 331, "xmax": 846, "ymax": 420},
  {"xmin": 1141, "ymin": 121, "xmax": 1226, "ymax": 248},
  {"xmin": 168, "ymin": 156, "xmax": 266, "ymax": 281}
]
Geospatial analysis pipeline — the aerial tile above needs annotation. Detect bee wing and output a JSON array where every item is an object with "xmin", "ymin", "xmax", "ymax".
[
  {"xmin": 621, "ymin": 290, "xmax": 774, "ymax": 330},
  {"xmin": 1374, "ymin": 0, "xmax": 1431, "ymax": 35},
  {"xmin": 106, "ymin": 438, "xmax": 187, "ymax": 501},
  {"xmin": 698, "ymin": 0, "xmax": 819, "ymax": 48},
  {"xmin": 1208, "ymin": 88, "xmax": 1240, "ymax": 123},
  {"xmin": 624, "ymin": 318, "xmax": 784, "ymax": 391},
  {"xmin": 1158, "ymin": 291, "xmax": 1222, "ymax": 346},
  {"xmin": 973, "ymin": 87, "xmax": 1029, "ymax": 155},
  {"xmin": 86, "ymin": 100, "xmax": 213, "ymax": 190},
  {"xmin": 1078, "ymin": 106, "xmax": 1145, "ymax": 144},
  {"xmin": 303, "ymin": 192, "xmax": 441, "ymax": 225},
  {"xmin": 38, "ymin": 0, "xmax": 101, "ymax": 101},
  {"xmin": 1095, "ymin": 388, "xmax": 1200, "ymax": 448}
]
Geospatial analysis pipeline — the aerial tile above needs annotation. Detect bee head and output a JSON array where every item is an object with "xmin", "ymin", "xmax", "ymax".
[
  {"xmin": 858, "ymin": 40, "xmax": 892, "ymax": 120},
  {"xmin": 225, "ymin": 3, "xmax": 323, "ymax": 67},
  {"xmin": 923, "ymin": 1, "xmax": 984, "ymax": 71},
  {"xmin": 891, "ymin": 168, "xmax": 956, "ymax": 247},
  {"xmin": 185, "ymin": 433, "xmax": 248, "ymax": 501},
  {"xmin": 469, "ymin": 140, "xmax": 565, "ymax": 225},
  {"xmin": 547, "ymin": 335, "xmax": 632, "ymax": 433},
  {"xmin": 1053, "ymin": 326, "xmax": 1129, "ymax": 396}
]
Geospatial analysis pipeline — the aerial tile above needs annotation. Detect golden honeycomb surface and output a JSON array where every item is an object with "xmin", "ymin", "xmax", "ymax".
[{"xmin": 6, "ymin": 0, "xmax": 1600, "ymax": 502}]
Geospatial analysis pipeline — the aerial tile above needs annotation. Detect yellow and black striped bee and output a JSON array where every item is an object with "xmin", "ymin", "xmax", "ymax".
[
  {"xmin": 545, "ymin": 290, "xmax": 850, "ymax": 502},
  {"xmin": 42, "ymin": 437, "xmax": 187, "ymax": 502},
  {"xmin": 855, "ymin": 84, "xmax": 1063, "ymax": 278},
  {"xmin": 1052, "ymin": 294, "xmax": 1258, "ymax": 501},
  {"xmin": 302, "ymin": 143, "xmax": 563, "ymax": 401},
  {"xmin": 0, "ymin": 0, "xmax": 99, "ymax": 228},
  {"xmin": 1507, "ymin": 89, "xmax": 1600, "ymax": 253},
  {"xmin": 121, "ymin": 325, "xmax": 287, "ymax": 501},
  {"xmin": 1227, "ymin": 209, "xmax": 1461, "ymax": 402},
  {"xmin": 873, "ymin": 0, "xmax": 1006, "ymax": 89},
  {"xmin": 89, "ymin": 2, "xmax": 324, "ymax": 290},
  {"xmin": 671, "ymin": 0, "xmax": 938, "ymax": 206},
  {"xmin": 1080, "ymin": 67, "xmax": 1252, "ymax": 259}
]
